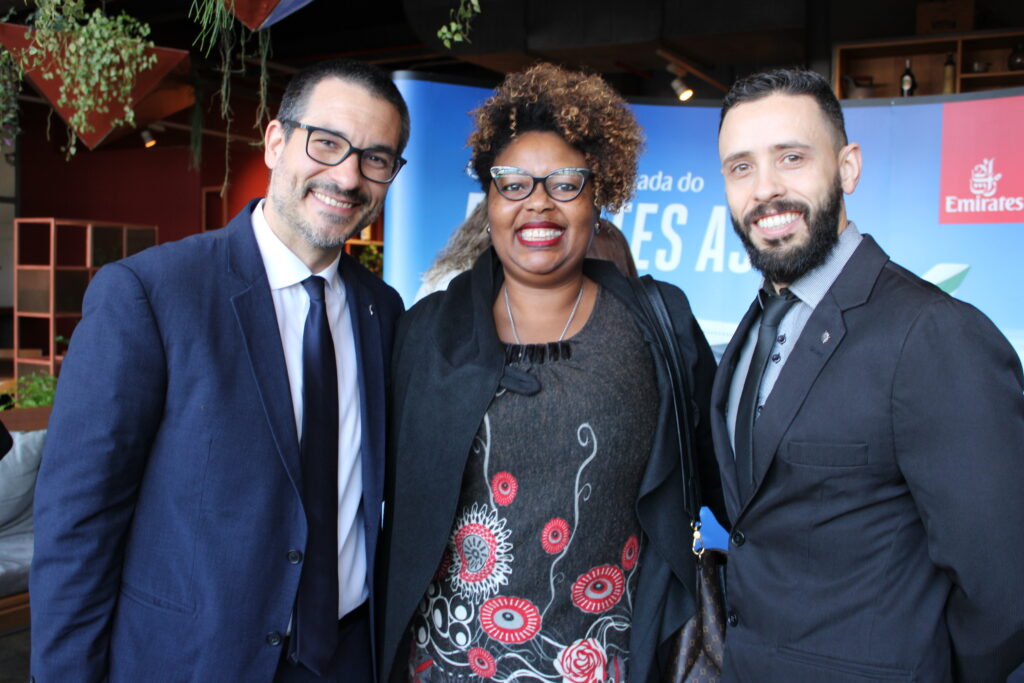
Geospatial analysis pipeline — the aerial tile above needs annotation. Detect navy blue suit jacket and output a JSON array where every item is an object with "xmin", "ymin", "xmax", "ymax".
[
  {"xmin": 710, "ymin": 235, "xmax": 1024, "ymax": 682},
  {"xmin": 30, "ymin": 201, "xmax": 403, "ymax": 682}
]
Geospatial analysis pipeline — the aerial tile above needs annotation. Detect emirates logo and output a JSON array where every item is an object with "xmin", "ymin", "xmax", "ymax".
[
  {"xmin": 944, "ymin": 157, "xmax": 1023, "ymax": 216},
  {"xmin": 939, "ymin": 96, "xmax": 1024, "ymax": 224},
  {"xmin": 969, "ymin": 158, "xmax": 1002, "ymax": 198}
]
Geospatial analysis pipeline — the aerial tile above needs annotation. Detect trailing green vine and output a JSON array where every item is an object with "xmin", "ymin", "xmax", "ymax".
[
  {"xmin": 25, "ymin": 0, "xmax": 158, "ymax": 157},
  {"xmin": 188, "ymin": 0, "xmax": 272, "ymax": 194},
  {"xmin": 0, "ymin": 7, "xmax": 20, "ymax": 149},
  {"xmin": 189, "ymin": 0, "xmax": 235, "ymax": 58},
  {"xmin": 0, "ymin": 47, "xmax": 22, "ymax": 149},
  {"xmin": 437, "ymin": 0, "xmax": 482, "ymax": 49},
  {"xmin": 254, "ymin": 29, "xmax": 272, "ymax": 134}
]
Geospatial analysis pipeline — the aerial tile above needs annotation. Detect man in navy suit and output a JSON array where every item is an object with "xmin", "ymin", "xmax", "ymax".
[
  {"xmin": 713, "ymin": 69, "xmax": 1024, "ymax": 681},
  {"xmin": 30, "ymin": 58, "xmax": 407, "ymax": 682}
]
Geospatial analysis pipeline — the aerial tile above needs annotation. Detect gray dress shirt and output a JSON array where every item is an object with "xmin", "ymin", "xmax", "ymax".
[{"xmin": 726, "ymin": 223, "xmax": 864, "ymax": 453}]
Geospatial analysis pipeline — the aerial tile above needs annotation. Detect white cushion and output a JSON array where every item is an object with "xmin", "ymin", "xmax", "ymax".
[{"xmin": 0, "ymin": 429, "xmax": 47, "ymax": 535}]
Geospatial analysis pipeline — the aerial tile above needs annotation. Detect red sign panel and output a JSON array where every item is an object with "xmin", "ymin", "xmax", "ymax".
[{"xmin": 939, "ymin": 96, "xmax": 1024, "ymax": 224}]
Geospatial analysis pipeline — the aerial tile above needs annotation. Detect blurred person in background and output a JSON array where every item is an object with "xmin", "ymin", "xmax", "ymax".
[
  {"xmin": 589, "ymin": 218, "xmax": 638, "ymax": 278},
  {"xmin": 414, "ymin": 200, "xmax": 490, "ymax": 301}
]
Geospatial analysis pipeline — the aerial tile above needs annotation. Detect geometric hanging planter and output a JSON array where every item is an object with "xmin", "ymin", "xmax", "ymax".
[
  {"xmin": 229, "ymin": 0, "xmax": 318, "ymax": 30},
  {"xmin": 0, "ymin": 22, "xmax": 193, "ymax": 151}
]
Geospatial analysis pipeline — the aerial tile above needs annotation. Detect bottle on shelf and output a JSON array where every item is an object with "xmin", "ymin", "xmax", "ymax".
[
  {"xmin": 1010, "ymin": 42, "xmax": 1024, "ymax": 72},
  {"xmin": 900, "ymin": 59, "xmax": 917, "ymax": 97},
  {"xmin": 943, "ymin": 53, "xmax": 956, "ymax": 94}
]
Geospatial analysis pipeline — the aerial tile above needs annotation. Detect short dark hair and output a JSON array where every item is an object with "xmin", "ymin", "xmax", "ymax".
[
  {"xmin": 720, "ymin": 69, "xmax": 847, "ymax": 149},
  {"xmin": 276, "ymin": 58, "xmax": 410, "ymax": 154}
]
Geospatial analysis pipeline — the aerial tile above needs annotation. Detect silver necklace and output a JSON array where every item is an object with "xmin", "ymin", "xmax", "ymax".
[{"xmin": 503, "ymin": 282, "xmax": 585, "ymax": 344}]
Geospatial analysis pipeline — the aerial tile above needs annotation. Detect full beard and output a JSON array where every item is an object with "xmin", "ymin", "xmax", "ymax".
[
  {"xmin": 731, "ymin": 176, "xmax": 844, "ymax": 286},
  {"xmin": 272, "ymin": 178, "xmax": 376, "ymax": 250}
]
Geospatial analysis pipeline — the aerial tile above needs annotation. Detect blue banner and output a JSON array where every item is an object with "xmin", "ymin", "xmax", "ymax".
[
  {"xmin": 385, "ymin": 75, "xmax": 1024, "ymax": 549},
  {"xmin": 387, "ymin": 74, "xmax": 1024, "ymax": 363}
]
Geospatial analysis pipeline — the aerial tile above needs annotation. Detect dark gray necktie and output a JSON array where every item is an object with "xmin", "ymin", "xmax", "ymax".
[
  {"xmin": 734, "ymin": 289, "xmax": 797, "ymax": 502},
  {"xmin": 291, "ymin": 275, "xmax": 339, "ymax": 673}
]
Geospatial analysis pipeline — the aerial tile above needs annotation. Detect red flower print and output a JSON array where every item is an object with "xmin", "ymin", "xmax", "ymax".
[
  {"xmin": 467, "ymin": 647, "xmax": 497, "ymax": 678},
  {"xmin": 411, "ymin": 659, "xmax": 433, "ymax": 683},
  {"xmin": 554, "ymin": 638, "xmax": 607, "ymax": 683},
  {"xmin": 449, "ymin": 503, "xmax": 512, "ymax": 602},
  {"xmin": 454, "ymin": 523, "xmax": 498, "ymax": 584},
  {"xmin": 572, "ymin": 565, "xmax": 625, "ymax": 613},
  {"xmin": 621, "ymin": 535, "xmax": 639, "ymax": 571},
  {"xmin": 479, "ymin": 596, "xmax": 542, "ymax": 643},
  {"xmin": 541, "ymin": 517, "xmax": 570, "ymax": 554},
  {"xmin": 491, "ymin": 471, "xmax": 518, "ymax": 506}
]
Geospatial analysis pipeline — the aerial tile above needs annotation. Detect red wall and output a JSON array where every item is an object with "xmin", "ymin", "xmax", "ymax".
[
  {"xmin": 203, "ymin": 134, "xmax": 271, "ymax": 222},
  {"xmin": 20, "ymin": 102, "xmax": 269, "ymax": 244}
]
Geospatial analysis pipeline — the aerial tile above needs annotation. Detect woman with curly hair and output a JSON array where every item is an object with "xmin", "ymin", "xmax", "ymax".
[{"xmin": 379, "ymin": 62, "xmax": 725, "ymax": 682}]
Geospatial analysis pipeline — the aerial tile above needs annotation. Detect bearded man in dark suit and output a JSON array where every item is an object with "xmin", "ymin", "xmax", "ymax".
[{"xmin": 712, "ymin": 68, "xmax": 1024, "ymax": 682}]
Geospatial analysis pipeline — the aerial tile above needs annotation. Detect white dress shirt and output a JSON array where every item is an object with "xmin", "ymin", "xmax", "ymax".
[
  {"xmin": 252, "ymin": 200, "xmax": 368, "ymax": 619},
  {"xmin": 727, "ymin": 223, "xmax": 863, "ymax": 452}
]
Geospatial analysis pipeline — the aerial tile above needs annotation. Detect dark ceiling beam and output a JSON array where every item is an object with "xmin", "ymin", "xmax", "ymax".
[{"xmin": 656, "ymin": 48, "xmax": 728, "ymax": 92}]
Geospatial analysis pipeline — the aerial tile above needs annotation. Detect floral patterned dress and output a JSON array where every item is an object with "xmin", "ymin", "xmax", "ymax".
[{"xmin": 408, "ymin": 287, "xmax": 658, "ymax": 683}]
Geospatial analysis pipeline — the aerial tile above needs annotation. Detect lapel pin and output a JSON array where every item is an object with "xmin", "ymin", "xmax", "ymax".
[
  {"xmin": 821, "ymin": 330, "xmax": 831, "ymax": 344},
  {"xmin": 368, "ymin": 304, "xmax": 375, "ymax": 316}
]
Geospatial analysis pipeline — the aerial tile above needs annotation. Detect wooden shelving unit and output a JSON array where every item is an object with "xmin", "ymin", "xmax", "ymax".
[
  {"xmin": 834, "ymin": 29, "xmax": 1024, "ymax": 99},
  {"xmin": 13, "ymin": 218, "xmax": 157, "ymax": 380}
]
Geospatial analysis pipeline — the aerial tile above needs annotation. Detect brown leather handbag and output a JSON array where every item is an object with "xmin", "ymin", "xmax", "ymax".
[
  {"xmin": 665, "ymin": 544, "xmax": 727, "ymax": 681},
  {"xmin": 629, "ymin": 276, "xmax": 727, "ymax": 683}
]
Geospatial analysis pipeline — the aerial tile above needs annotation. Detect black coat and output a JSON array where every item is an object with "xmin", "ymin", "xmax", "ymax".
[{"xmin": 378, "ymin": 249, "xmax": 726, "ymax": 682}]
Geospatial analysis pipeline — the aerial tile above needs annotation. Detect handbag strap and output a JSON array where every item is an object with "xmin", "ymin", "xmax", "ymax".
[{"xmin": 627, "ymin": 276, "xmax": 706, "ymax": 557}]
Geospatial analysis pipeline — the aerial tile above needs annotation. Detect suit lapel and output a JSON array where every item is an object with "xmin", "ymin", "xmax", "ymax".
[
  {"xmin": 749, "ymin": 300, "xmax": 846, "ymax": 493},
  {"xmin": 711, "ymin": 297, "xmax": 760, "ymax": 515},
  {"xmin": 337, "ymin": 256, "xmax": 386, "ymax": 554},
  {"xmin": 746, "ymin": 235, "xmax": 890, "ymax": 501},
  {"xmin": 226, "ymin": 203, "xmax": 302, "ymax": 489}
]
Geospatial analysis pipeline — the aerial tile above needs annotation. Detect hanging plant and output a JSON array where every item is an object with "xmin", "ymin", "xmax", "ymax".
[
  {"xmin": 0, "ymin": 6, "xmax": 25, "ymax": 151},
  {"xmin": 190, "ymin": 0, "xmax": 236, "ymax": 58},
  {"xmin": 0, "ymin": 46, "xmax": 22, "ymax": 149},
  {"xmin": 437, "ymin": 0, "xmax": 482, "ymax": 49},
  {"xmin": 189, "ymin": 0, "xmax": 272, "ymax": 193},
  {"xmin": 24, "ymin": 0, "xmax": 158, "ymax": 157}
]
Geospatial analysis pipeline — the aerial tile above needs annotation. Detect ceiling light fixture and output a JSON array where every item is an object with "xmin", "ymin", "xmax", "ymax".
[
  {"xmin": 671, "ymin": 77, "xmax": 694, "ymax": 102},
  {"xmin": 141, "ymin": 129, "xmax": 156, "ymax": 149},
  {"xmin": 657, "ymin": 48, "xmax": 730, "ymax": 95}
]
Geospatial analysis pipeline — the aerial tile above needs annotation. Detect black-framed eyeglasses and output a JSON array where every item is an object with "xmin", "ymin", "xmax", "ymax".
[
  {"xmin": 281, "ymin": 119, "xmax": 406, "ymax": 183},
  {"xmin": 489, "ymin": 166, "xmax": 592, "ymax": 202}
]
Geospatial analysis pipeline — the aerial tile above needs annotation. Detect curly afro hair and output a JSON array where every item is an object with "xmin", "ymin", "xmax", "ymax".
[{"xmin": 468, "ymin": 62, "xmax": 644, "ymax": 213}]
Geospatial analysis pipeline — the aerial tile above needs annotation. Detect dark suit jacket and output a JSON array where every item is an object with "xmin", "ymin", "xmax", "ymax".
[
  {"xmin": 711, "ymin": 235, "xmax": 1024, "ymax": 682},
  {"xmin": 378, "ymin": 250, "xmax": 726, "ymax": 683},
  {"xmin": 30, "ymin": 201, "xmax": 403, "ymax": 682},
  {"xmin": 0, "ymin": 421, "xmax": 10, "ymax": 458}
]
